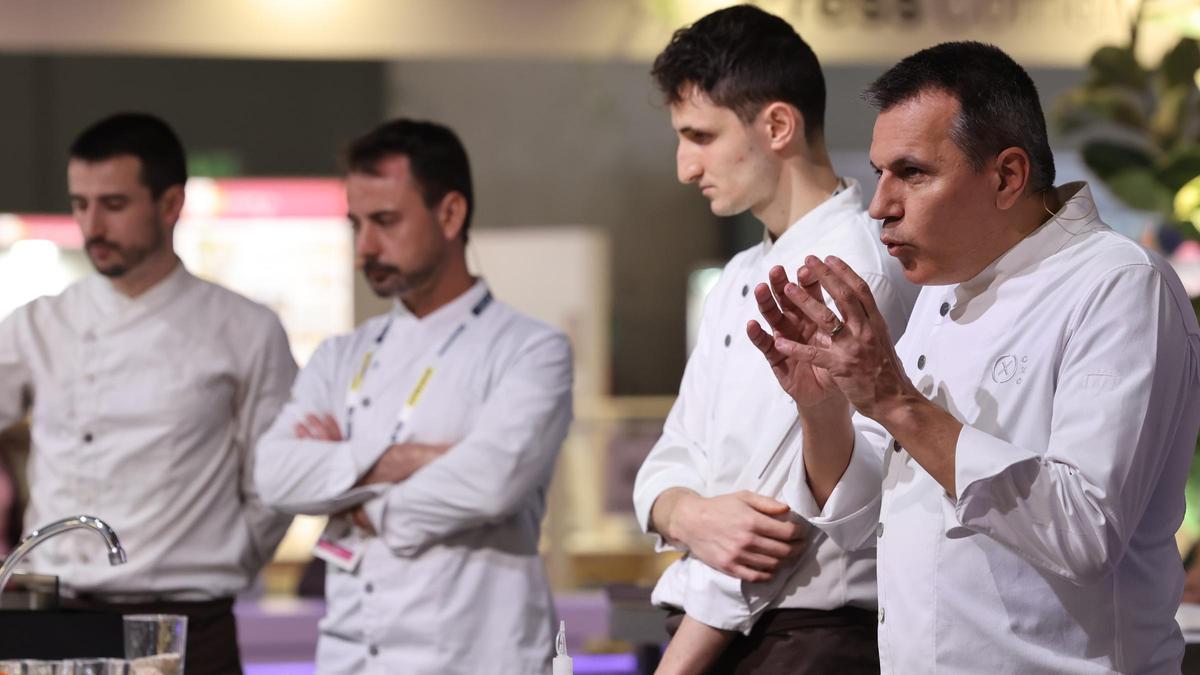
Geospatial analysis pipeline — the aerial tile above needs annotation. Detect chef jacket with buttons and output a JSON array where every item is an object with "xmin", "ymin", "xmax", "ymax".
[
  {"xmin": 0, "ymin": 264, "xmax": 297, "ymax": 599},
  {"xmin": 254, "ymin": 280, "xmax": 573, "ymax": 675},
  {"xmin": 790, "ymin": 183, "xmax": 1200, "ymax": 673},
  {"xmin": 633, "ymin": 179, "xmax": 919, "ymax": 633}
]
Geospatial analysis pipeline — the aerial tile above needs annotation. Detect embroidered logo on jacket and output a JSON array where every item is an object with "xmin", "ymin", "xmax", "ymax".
[{"xmin": 992, "ymin": 355, "xmax": 1018, "ymax": 383}]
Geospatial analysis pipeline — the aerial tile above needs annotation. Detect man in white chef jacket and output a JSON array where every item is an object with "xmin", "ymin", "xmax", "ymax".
[
  {"xmin": 633, "ymin": 5, "xmax": 918, "ymax": 673},
  {"xmin": 254, "ymin": 118, "xmax": 573, "ymax": 675},
  {"xmin": 751, "ymin": 41, "xmax": 1200, "ymax": 673},
  {"xmin": 0, "ymin": 113, "xmax": 297, "ymax": 675}
]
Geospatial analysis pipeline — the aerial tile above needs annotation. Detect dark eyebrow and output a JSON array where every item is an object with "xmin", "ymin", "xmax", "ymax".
[
  {"xmin": 874, "ymin": 155, "xmax": 932, "ymax": 173},
  {"xmin": 69, "ymin": 192, "xmax": 128, "ymax": 203}
]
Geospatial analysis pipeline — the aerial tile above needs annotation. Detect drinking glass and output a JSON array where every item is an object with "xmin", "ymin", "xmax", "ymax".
[
  {"xmin": 21, "ymin": 662, "xmax": 74, "ymax": 675},
  {"xmin": 122, "ymin": 614, "xmax": 185, "ymax": 675}
]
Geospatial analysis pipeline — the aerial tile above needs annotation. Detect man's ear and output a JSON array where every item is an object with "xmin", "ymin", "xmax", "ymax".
[
  {"xmin": 157, "ymin": 184, "xmax": 186, "ymax": 229},
  {"xmin": 761, "ymin": 102, "xmax": 802, "ymax": 152},
  {"xmin": 437, "ymin": 192, "xmax": 468, "ymax": 242},
  {"xmin": 994, "ymin": 147, "xmax": 1031, "ymax": 210}
]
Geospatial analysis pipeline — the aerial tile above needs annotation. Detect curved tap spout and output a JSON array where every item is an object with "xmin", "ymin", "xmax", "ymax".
[{"xmin": 0, "ymin": 515, "xmax": 127, "ymax": 593}]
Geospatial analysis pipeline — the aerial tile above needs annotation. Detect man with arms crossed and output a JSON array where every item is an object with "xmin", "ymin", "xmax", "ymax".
[
  {"xmin": 0, "ymin": 113, "xmax": 296, "ymax": 674},
  {"xmin": 633, "ymin": 6, "xmax": 916, "ymax": 673},
  {"xmin": 254, "ymin": 119, "xmax": 573, "ymax": 675},
  {"xmin": 752, "ymin": 42, "xmax": 1200, "ymax": 673}
]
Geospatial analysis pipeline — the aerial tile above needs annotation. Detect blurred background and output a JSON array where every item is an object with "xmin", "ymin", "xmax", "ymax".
[{"xmin": 0, "ymin": 0, "xmax": 1197, "ymax": 671}]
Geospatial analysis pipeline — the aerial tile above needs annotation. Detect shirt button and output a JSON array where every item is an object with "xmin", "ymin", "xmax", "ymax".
[
  {"xmin": 365, "ymin": 582, "xmax": 374, "ymax": 593},
  {"xmin": 876, "ymin": 522, "xmax": 884, "ymax": 538},
  {"xmin": 892, "ymin": 439, "xmax": 901, "ymax": 453},
  {"xmin": 878, "ymin": 608, "xmax": 885, "ymax": 624},
  {"xmin": 362, "ymin": 397, "xmax": 371, "ymax": 408},
  {"xmin": 83, "ymin": 331, "xmax": 96, "ymax": 343},
  {"xmin": 939, "ymin": 302, "xmax": 950, "ymax": 317},
  {"xmin": 724, "ymin": 334, "xmax": 731, "ymax": 347},
  {"xmin": 368, "ymin": 645, "xmax": 379, "ymax": 657},
  {"xmin": 83, "ymin": 433, "xmax": 94, "ymax": 443},
  {"xmin": 917, "ymin": 355, "xmax": 926, "ymax": 369},
  {"xmin": 741, "ymin": 284, "xmax": 749, "ymax": 297},
  {"xmin": 84, "ymin": 374, "xmax": 95, "ymax": 384}
]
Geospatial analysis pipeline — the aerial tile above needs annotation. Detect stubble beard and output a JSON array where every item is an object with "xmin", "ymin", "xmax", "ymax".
[
  {"xmin": 84, "ymin": 220, "xmax": 166, "ymax": 278},
  {"xmin": 363, "ymin": 256, "xmax": 443, "ymax": 300}
]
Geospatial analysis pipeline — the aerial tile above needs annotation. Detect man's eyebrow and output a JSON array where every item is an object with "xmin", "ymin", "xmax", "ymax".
[
  {"xmin": 70, "ymin": 192, "xmax": 130, "ymax": 203},
  {"xmin": 872, "ymin": 155, "xmax": 929, "ymax": 172}
]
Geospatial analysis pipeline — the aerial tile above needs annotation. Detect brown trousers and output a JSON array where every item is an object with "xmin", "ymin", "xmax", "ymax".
[
  {"xmin": 666, "ymin": 606, "xmax": 880, "ymax": 675},
  {"xmin": 62, "ymin": 596, "xmax": 242, "ymax": 675}
]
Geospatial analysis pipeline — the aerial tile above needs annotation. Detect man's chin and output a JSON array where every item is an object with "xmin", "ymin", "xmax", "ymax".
[
  {"xmin": 368, "ymin": 283, "xmax": 399, "ymax": 299},
  {"xmin": 366, "ymin": 278, "xmax": 412, "ymax": 299},
  {"xmin": 707, "ymin": 200, "xmax": 743, "ymax": 218},
  {"xmin": 89, "ymin": 258, "xmax": 127, "ymax": 278}
]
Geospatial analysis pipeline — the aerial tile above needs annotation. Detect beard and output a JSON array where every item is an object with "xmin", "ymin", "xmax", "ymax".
[
  {"xmin": 84, "ymin": 226, "xmax": 164, "ymax": 278},
  {"xmin": 361, "ymin": 257, "xmax": 441, "ymax": 299}
]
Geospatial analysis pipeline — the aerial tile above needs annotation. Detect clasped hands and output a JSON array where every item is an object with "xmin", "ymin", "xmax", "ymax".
[{"xmin": 294, "ymin": 413, "xmax": 449, "ymax": 535}]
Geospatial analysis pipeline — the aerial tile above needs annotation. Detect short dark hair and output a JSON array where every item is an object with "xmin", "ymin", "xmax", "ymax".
[
  {"xmin": 864, "ymin": 41, "xmax": 1056, "ymax": 193},
  {"xmin": 651, "ymin": 4, "xmax": 826, "ymax": 143},
  {"xmin": 69, "ymin": 113, "xmax": 188, "ymax": 199},
  {"xmin": 345, "ymin": 118, "xmax": 475, "ymax": 241}
]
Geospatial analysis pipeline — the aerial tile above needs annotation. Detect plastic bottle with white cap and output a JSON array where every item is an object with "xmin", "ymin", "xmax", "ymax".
[{"xmin": 553, "ymin": 620, "xmax": 573, "ymax": 675}]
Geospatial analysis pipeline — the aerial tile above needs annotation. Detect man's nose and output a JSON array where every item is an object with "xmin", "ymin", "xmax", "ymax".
[
  {"xmin": 77, "ymin": 206, "xmax": 103, "ymax": 239},
  {"xmin": 868, "ymin": 176, "xmax": 901, "ymax": 223},
  {"xmin": 355, "ymin": 222, "xmax": 380, "ymax": 257},
  {"xmin": 677, "ymin": 147, "xmax": 702, "ymax": 185}
]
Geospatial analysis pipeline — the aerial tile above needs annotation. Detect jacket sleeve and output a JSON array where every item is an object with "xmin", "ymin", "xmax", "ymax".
[
  {"xmin": 631, "ymin": 280, "xmax": 723, "ymax": 551},
  {"xmin": 685, "ymin": 270, "xmax": 910, "ymax": 632},
  {"xmin": 949, "ymin": 264, "xmax": 1200, "ymax": 585},
  {"xmin": 0, "ymin": 306, "xmax": 32, "ymax": 432},
  {"xmin": 363, "ymin": 330, "xmax": 574, "ymax": 556},
  {"xmin": 233, "ymin": 313, "xmax": 300, "ymax": 572},
  {"xmin": 254, "ymin": 338, "xmax": 390, "ymax": 515}
]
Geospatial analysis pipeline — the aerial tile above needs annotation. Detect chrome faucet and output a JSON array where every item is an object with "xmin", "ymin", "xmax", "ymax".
[{"xmin": 0, "ymin": 515, "xmax": 127, "ymax": 593}]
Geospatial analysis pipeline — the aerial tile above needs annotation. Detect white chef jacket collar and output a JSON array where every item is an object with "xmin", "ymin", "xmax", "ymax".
[
  {"xmin": 86, "ymin": 258, "xmax": 193, "ymax": 316},
  {"xmin": 390, "ymin": 278, "xmax": 490, "ymax": 331},
  {"xmin": 955, "ymin": 182, "xmax": 1101, "ymax": 302},
  {"xmin": 761, "ymin": 178, "xmax": 864, "ymax": 267}
]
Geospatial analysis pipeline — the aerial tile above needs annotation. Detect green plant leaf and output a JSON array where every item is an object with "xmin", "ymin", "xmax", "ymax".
[
  {"xmin": 1088, "ymin": 45, "xmax": 1149, "ymax": 90},
  {"xmin": 1158, "ymin": 37, "xmax": 1200, "ymax": 88},
  {"xmin": 1104, "ymin": 168, "xmax": 1175, "ymax": 213},
  {"xmin": 1176, "ymin": 174, "xmax": 1200, "ymax": 223},
  {"xmin": 1159, "ymin": 146, "xmax": 1200, "ymax": 193},
  {"xmin": 1150, "ymin": 85, "xmax": 1195, "ymax": 150},
  {"xmin": 1082, "ymin": 141, "xmax": 1156, "ymax": 180},
  {"xmin": 1053, "ymin": 87, "xmax": 1149, "ymax": 135}
]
